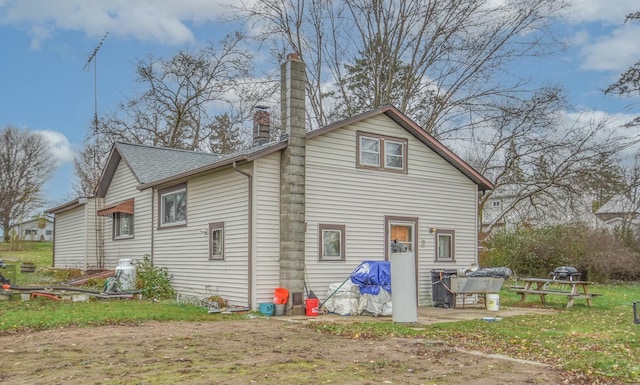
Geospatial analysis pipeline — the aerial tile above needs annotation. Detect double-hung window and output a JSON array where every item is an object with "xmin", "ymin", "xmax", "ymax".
[
  {"xmin": 435, "ymin": 229, "xmax": 455, "ymax": 261},
  {"xmin": 318, "ymin": 224, "xmax": 345, "ymax": 262},
  {"xmin": 209, "ymin": 222, "xmax": 224, "ymax": 260},
  {"xmin": 159, "ymin": 184, "xmax": 187, "ymax": 228},
  {"xmin": 114, "ymin": 212, "xmax": 134, "ymax": 239},
  {"xmin": 357, "ymin": 132, "xmax": 407, "ymax": 172},
  {"xmin": 96, "ymin": 198, "xmax": 135, "ymax": 240}
]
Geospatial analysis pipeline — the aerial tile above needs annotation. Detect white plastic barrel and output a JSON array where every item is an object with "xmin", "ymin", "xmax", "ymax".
[{"xmin": 115, "ymin": 259, "xmax": 137, "ymax": 291}]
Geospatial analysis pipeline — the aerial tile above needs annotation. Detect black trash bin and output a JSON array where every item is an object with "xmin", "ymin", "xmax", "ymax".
[{"xmin": 431, "ymin": 269, "xmax": 457, "ymax": 308}]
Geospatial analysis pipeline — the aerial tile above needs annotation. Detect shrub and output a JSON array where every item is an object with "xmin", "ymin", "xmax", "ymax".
[
  {"xmin": 481, "ymin": 224, "xmax": 640, "ymax": 282},
  {"xmin": 135, "ymin": 255, "xmax": 175, "ymax": 300}
]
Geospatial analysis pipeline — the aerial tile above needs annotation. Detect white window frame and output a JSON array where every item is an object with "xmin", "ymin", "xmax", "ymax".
[
  {"xmin": 318, "ymin": 224, "xmax": 345, "ymax": 262},
  {"xmin": 209, "ymin": 222, "xmax": 224, "ymax": 260},
  {"xmin": 359, "ymin": 136, "xmax": 381, "ymax": 167},
  {"xmin": 159, "ymin": 184, "xmax": 187, "ymax": 228},
  {"xmin": 114, "ymin": 212, "xmax": 134, "ymax": 239},
  {"xmin": 435, "ymin": 229, "xmax": 455, "ymax": 261},
  {"xmin": 357, "ymin": 131, "xmax": 407, "ymax": 172},
  {"xmin": 384, "ymin": 140, "xmax": 405, "ymax": 170}
]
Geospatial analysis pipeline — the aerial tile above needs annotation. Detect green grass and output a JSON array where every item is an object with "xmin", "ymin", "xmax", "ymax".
[
  {"xmin": 3, "ymin": 242, "xmax": 640, "ymax": 382},
  {"xmin": 0, "ymin": 299, "xmax": 248, "ymax": 334},
  {"xmin": 0, "ymin": 241, "xmax": 55, "ymax": 285}
]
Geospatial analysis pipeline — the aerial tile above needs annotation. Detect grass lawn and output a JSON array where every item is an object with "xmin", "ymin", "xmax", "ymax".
[
  {"xmin": 2, "ymin": 241, "xmax": 640, "ymax": 382},
  {"xmin": 312, "ymin": 283, "xmax": 640, "ymax": 383}
]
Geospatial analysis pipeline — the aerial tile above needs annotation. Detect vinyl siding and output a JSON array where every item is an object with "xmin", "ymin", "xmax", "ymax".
[
  {"xmin": 253, "ymin": 153, "xmax": 281, "ymax": 306},
  {"xmin": 305, "ymin": 114, "xmax": 478, "ymax": 306},
  {"xmin": 52, "ymin": 199, "xmax": 99, "ymax": 269},
  {"xmin": 152, "ymin": 166, "xmax": 251, "ymax": 307},
  {"xmin": 102, "ymin": 162, "xmax": 152, "ymax": 268}
]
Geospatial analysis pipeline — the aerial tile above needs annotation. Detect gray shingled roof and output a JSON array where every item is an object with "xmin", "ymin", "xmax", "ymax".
[
  {"xmin": 116, "ymin": 142, "xmax": 221, "ymax": 184},
  {"xmin": 595, "ymin": 194, "xmax": 637, "ymax": 215}
]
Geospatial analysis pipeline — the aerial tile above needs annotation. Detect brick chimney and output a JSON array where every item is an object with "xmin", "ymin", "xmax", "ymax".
[
  {"xmin": 252, "ymin": 106, "xmax": 271, "ymax": 147},
  {"xmin": 279, "ymin": 53, "xmax": 306, "ymax": 315}
]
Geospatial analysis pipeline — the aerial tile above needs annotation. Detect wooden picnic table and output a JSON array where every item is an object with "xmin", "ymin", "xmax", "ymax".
[{"xmin": 512, "ymin": 277, "xmax": 602, "ymax": 308}]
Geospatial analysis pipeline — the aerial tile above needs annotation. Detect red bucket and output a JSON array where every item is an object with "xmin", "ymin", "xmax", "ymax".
[
  {"xmin": 305, "ymin": 298, "xmax": 319, "ymax": 316},
  {"xmin": 273, "ymin": 288, "xmax": 289, "ymax": 304}
]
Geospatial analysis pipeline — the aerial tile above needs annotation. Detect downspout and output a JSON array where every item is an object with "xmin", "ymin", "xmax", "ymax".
[
  {"xmin": 150, "ymin": 190, "xmax": 154, "ymax": 262},
  {"xmin": 233, "ymin": 161, "xmax": 253, "ymax": 309},
  {"xmin": 51, "ymin": 215, "xmax": 56, "ymax": 268}
]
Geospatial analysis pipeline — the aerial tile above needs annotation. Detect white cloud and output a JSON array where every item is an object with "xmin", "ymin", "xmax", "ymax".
[
  {"xmin": 562, "ymin": 0, "xmax": 637, "ymax": 24},
  {"xmin": 579, "ymin": 24, "xmax": 640, "ymax": 72},
  {"xmin": 554, "ymin": 0, "xmax": 639, "ymax": 73},
  {"xmin": 37, "ymin": 130, "xmax": 75, "ymax": 166},
  {"xmin": 0, "ymin": 0, "xmax": 233, "ymax": 47}
]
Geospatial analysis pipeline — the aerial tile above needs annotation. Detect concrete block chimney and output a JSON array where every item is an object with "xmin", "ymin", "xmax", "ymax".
[{"xmin": 279, "ymin": 53, "xmax": 306, "ymax": 315}]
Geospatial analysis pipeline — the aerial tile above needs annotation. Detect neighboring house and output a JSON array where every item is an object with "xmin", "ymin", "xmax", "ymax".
[
  {"xmin": 15, "ymin": 218, "xmax": 54, "ymax": 242},
  {"xmin": 47, "ymin": 54, "xmax": 493, "ymax": 312},
  {"xmin": 594, "ymin": 194, "xmax": 640, "ymax": 232},
  {"xmin": 482, "ymin": 192, "xmax": 600, "ymax": 234}
]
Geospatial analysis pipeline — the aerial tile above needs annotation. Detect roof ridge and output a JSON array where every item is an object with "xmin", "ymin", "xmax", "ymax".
[{"xmin": 115, "ymin": 141, "xmax": 221, "ymax": 157}]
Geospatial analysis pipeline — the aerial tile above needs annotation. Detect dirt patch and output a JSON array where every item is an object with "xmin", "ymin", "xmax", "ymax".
[{"xmin": 0, "ymin": 317, "xmax": 566, "ymax": 385}]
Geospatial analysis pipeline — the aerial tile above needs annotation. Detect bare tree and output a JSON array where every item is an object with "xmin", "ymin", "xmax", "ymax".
[
  {"xmin": 605, "ymin": 11, "xmax": 640, "ymax": 128},
  {"xmin": 75, "ymin": 32, "xmax": 278, "ymax": 195},
  {"xmin": 241, "ymin": 0, "xmax": 569, "ymax": 132},
  {"xmin": 72, "ymin": 133, "xmax": 112, "ymax": 197},
  {"xmin": 242, "ymin": 0, "xmax": 640, "ymax": 236},
  {"xmin": 472, "ymin": 89, "xmax": 636, "ymax": 234},
  {"xmin": 0, "ymin": 126, "xmax": 54, "ymax": 242},
  {"xmin": 98, "ymin": 32, "xmax": 261, "ymax": 152}
]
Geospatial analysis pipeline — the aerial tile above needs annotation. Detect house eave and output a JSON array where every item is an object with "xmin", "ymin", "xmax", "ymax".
[{"xmin": 45, "ymin": 197, "xmax": 93, "ymax": 215}]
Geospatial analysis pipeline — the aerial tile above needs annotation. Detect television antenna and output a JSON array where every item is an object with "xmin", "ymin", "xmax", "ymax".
[
  {"xmin": 83, "ymin": 32, "xmax": 109, "ymax": 271},
  {"xmin": 83, "ymin": 32, "xmax": 109, "ymax": 135}
]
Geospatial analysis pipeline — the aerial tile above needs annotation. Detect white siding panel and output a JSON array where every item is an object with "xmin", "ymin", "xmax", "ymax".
[
  {"xmin": 305, "ymin": 114, "xmax": 478, "ymax": 306},
  {"xmin": 53, "ymin": 206, "xmax": 87, "ymax": 269},
  {"xmin": 153, "ymin": 167, "xmax": 251, "ymax": 307},
  {"xmin": 253, "ymin": 153, "xmax": 281, "ymax": 306},
  {"xmin": 102, "ymin": 162, "xmax": 152, "ymax": 269},
  {"xmin": 52, "ymin": 199, "xmax": 100, "ymax": 270}
]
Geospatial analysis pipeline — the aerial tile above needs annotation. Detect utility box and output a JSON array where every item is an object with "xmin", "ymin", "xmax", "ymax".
[
  {"xmin": 391, "ymin": 252, "xmax": 417, "ymax": 323},
  {"xmin": 431, "ymin": 269, "xmax": 457, "ymax": 308}
]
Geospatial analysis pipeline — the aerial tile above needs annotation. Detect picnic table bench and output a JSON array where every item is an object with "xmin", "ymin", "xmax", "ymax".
[{"xmin": 512, "ymin": 277, "xmax": 602, "ymax": 308}]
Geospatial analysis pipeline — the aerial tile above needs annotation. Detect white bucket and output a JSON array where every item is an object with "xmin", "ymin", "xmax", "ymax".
[{"xmin": 486, "ymin": 293, "xmax": 500, "ymax": 311}]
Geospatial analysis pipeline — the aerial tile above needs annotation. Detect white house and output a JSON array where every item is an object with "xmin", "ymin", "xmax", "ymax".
[
  {"xmin": 15, "ymin": 218, "xmax": 54, "ymax": 242},
  {"xmin": 47, "ymin": 54, "xmax": 493, "ymax": 312}
]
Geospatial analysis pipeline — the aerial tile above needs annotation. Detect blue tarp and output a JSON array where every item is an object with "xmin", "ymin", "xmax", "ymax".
[{"xmin": 350, "ymin": 261, "xmax": 391, "ymax": 295}]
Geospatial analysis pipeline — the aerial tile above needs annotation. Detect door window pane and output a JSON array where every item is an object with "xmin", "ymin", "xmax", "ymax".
[{"xmin": 390, "ymin": 224, "xmax": 413, "ymax": 252}]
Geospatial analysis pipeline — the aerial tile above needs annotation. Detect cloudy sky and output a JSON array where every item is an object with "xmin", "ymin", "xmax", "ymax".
[{"xmin": 0, "ymin": 0, "xmax": 639, "ymax": 207}]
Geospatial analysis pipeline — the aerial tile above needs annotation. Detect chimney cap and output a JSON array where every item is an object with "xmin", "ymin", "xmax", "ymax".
[
  {"xmin": 287, "ymin": 53, "xmax": 302, "ymax": 61},
  {"xmin": 254, "ymin": 104, "xmax": 269, "ymax": 110}
]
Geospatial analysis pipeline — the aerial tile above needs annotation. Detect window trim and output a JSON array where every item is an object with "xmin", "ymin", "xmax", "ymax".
[
  {"xmin": 356, "ymin": 131, "xmax": 408, "ymax": 173},
  {"xmin": 157, "ymin": 183, "xmax": 188, "ymax": 229},
  {"xmin": 113, "ymin": 212, "xmax": 134, "ymax": 240},
  {"xmin": 318, "ymin": 224, "xmax": 346, "ymax": 262},
  {"xmin": 435, "ymin": 229, "xmax": 455, "ymax": 262},
  {"xmin": 209, "ymin": 222, "xmax": 225, "ymax": 260}
]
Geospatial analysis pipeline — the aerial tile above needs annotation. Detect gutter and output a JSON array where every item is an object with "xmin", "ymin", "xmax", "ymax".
[{"xmin": 232, "ymin": 161, "xmax": 253, "ymax": 309}]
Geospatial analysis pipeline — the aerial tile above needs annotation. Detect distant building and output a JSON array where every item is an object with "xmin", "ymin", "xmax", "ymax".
[{"xmin": 15, "ymin": 218, "xmax": 54, "ymax": 241}]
